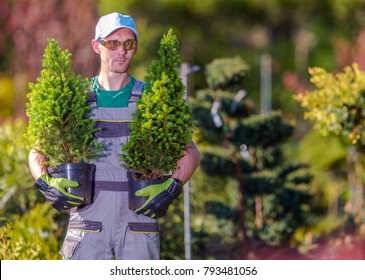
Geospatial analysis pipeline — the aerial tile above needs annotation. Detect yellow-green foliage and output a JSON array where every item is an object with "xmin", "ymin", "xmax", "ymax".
[
  {"xmin": 0, "ymin": 119, "xmax": 63, "ymax": 260},
  {"xmin": 0, "ymin": 118, "xmax": 37, "ymax": 216},
  {"xmin": 0, "ymin": 75, "xmax": 14, "ymax": 118},
  {"xmin": 0, "ymin": 204, "xmax": 61, "ymax": 260},
  {"xmin": 295, "ymin": 63, "xmax": 365, "ymax": 147}
]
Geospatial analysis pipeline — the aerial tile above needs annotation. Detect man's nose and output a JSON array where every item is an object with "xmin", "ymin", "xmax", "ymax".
[{"xmin": 116, "ymin": 45, "xmax": 127, "ymax": 53}]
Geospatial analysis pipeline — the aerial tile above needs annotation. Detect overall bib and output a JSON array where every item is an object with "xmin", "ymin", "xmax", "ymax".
[{"xmin": 59, "ymin": 80, "xmax": 160, "ymax": 260}]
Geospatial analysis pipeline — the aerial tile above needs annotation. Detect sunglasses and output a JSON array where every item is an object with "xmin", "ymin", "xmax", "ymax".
[{"xmin": 97, "ymin": 38, "xmax": 137, "ymax": 51}]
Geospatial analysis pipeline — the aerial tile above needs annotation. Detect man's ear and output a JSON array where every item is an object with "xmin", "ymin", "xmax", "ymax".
[{"xmin": 91, "ymin": 39, "xmax": 101, "ymax": 54}]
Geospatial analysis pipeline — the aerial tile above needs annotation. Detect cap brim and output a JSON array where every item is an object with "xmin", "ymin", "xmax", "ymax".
[{"xmin": 96, "ymin": 26, "xmax": 138, "ymax": 39}]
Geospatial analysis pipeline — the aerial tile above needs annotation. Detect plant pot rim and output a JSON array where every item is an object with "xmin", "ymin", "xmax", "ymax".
[
  {"xmin": 48, "ymin": 162, "xmax": 95, "ymax": 172},
  {"xmin": 127, "ymin": 170, "xmax": 170, "ymax": 183}
]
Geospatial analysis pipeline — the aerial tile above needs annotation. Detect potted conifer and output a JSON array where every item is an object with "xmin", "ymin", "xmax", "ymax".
[
  {"xmin": 26, "ymin": 38, "xmax": 103, "ymax": 206},
  {"xmin": 120, "ymin": 29, "xmax": 194, "ymax": 209}
]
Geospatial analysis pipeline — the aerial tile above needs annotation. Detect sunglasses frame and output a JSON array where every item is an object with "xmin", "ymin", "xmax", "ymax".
[{"xmin": 97, "ymin": 38, "xmax": 137, "ymax": 51}]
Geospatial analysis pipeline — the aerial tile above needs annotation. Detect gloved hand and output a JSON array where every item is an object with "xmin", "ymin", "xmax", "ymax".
[
  {"xmin": 135, "ymin": 178, "xmax": 183, "ymax": 219},
  {"xmin": 35, "ymin": 174, "xmax": 84, "ymax": 211}
]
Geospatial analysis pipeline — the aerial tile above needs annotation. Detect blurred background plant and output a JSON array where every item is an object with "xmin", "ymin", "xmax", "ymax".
[
  {"xmin": 0, "ymin": 118, "xmax": 38, "ymax": 220},
  {"xmin": 0, "ymin": 118, "xmax": 67, "ymax": 259}
]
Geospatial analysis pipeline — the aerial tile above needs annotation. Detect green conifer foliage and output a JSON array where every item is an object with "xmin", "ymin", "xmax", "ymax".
[
  {"xmin": 120, "ymin": 29, "xmax": 193, "ymax": 180},
  {"xmin": 26, "ymin": 38, "xmax": 103, "ymax": 168}
]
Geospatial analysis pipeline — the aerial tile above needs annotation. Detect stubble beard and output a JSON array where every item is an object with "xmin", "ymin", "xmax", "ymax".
[{"xmin": 111, "ymin": 60, "xmax": 130, "ymax": 74}]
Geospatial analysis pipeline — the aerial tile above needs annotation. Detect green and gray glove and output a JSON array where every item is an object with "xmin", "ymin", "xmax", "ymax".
[
  {"xmin": 135, "ymin": 178, "xmax": 183, "ymax": 219},
  {"xmin": 35, "ymin": 174, "xmax": 84, "ymax": 211}
]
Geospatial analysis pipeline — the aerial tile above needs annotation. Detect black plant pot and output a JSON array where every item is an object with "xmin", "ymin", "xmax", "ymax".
[
  {"xmin": 127, "ymin": 171, "xmax": 170, "ymax": 210},
  {"xmin": 48, "ymin": 163, "xmax": 95, "ymax": 206}
]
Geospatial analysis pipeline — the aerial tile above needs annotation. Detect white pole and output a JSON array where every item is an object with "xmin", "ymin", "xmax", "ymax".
[
  {"xmin": 260, "ymin": 54, "xmax": 272, "ymax": 113},
  {"xmin": 179, "ymin": 62, "xmax": 199, "ymax": 260}
]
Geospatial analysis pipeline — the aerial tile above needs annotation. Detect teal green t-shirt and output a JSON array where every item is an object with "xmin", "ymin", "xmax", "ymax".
[{"xmin": 92, "ymin": 76, "xmax": 136, "ymax": 108}]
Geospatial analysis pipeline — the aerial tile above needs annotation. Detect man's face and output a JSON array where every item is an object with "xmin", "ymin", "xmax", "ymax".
[{"xmin": 93, "ymin": 28, "xmax": 137, "ymax": 74}]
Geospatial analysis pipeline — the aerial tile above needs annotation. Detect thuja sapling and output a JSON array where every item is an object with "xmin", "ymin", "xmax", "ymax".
[
  {"xmin": 26, "ymin": 38, "xmax": 103, "ymax": 205},
  {"xmin": 120, "ymin": 29, "xmax": 193, "ymax": 183}
]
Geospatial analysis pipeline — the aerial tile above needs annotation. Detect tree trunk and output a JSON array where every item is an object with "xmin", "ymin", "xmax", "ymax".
[{"xmin": 231, "ymin": 152, "xmax": 250, "ymax": 259}]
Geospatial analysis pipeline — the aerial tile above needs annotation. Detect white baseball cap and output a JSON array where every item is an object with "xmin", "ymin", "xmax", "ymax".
[{"xmin": 95, "ymin": 12, "xmax": 138, "ymax": 40}]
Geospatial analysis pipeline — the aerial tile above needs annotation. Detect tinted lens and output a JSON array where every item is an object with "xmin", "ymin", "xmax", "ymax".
[{"xmin": 123, "ymin": 39, "xmax": 137, "ymax": 50}]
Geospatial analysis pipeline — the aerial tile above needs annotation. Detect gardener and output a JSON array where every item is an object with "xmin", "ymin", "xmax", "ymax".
[{"xmin": 28, "ymin": 12, "xmax": 201, "ymax": 260}]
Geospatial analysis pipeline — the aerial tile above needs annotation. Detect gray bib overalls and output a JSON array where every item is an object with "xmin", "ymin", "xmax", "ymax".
[{"xmin": 59, "ymin": 80, "xmax": 160, "ymax": 260}]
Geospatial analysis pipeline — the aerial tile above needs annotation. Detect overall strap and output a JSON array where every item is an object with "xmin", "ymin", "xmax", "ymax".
[
  {"xmin": 129, "ymin": 79, "xmax": 144, "ymax": 105},
  {"xmin": 87, "ymin": 91, "xmax": 97, "ymax": 103},
  {"xmin": 87, "ymin": 77, "xmax": 98, "ymax": 103}
]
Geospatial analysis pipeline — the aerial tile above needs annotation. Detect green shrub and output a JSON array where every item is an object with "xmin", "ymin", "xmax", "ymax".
[
  {"xmin": 0, "ymin": 203, "xmax": 61, "ymax": 260},
  {"xmin": 120, "ymin": 29, "xmax": 193, "ymax": 180},
  {"xmin": 295, "ymin": 63, "xmax": 365, "ymax": 149},
  {"xmin": 0, "ymin": 118, "xmax": 40, "ymax": 219},
  {"xmin": 25, "ymin": 38, "xmax": 103, "ymax": 168}
]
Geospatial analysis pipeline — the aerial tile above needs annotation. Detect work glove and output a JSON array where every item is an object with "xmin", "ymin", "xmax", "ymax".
[
  {"xmin": 35, "ymin": 174, "xmax": 84, "ymax": 211},
  {"xmin": 135, "ymin": 178, "xmax": 183, "ymax": 219}
]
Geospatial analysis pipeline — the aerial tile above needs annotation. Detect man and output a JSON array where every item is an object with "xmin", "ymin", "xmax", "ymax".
[{"xmin": 28, "ymin": 12, "xmax": 201, "ymax": 260}]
